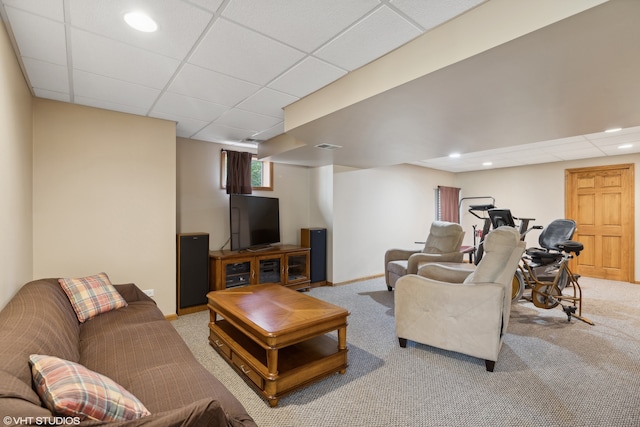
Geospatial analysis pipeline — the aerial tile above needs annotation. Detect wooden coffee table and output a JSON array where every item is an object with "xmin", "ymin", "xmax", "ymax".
[{"xmin": 207, "ymin": 284, "xmax": 349, "ymax": 407}]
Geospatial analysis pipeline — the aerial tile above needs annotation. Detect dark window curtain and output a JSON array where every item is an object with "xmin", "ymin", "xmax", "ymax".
[
  {"xmin": 438, "ymin": 186, "xmax": 461, "ymax": 223},
  {"xmin": 226, "ymin": 150, "xmax": 253, "ymax": 194}
]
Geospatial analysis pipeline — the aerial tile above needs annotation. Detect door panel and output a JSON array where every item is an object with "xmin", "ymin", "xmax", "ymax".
[
  {"xmin": 602, "ymin": 235, "xmax": 622, "ymax": 269},
  {"xmin": 566, "ymin": 164, "xmax": 633, "ymax": 281},
  {"xmin": 577, "ymin": 194, "xmax": 595, "ymax": 224},
  {"xmin": 576, "ymin": 234, "xmax": 596, "ymax": 267}
]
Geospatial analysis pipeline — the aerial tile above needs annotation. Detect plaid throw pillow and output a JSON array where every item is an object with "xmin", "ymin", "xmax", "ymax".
[
  {"xmin": 58, "ymin": 273, "xmax": 127, "ymax": 323},
  {"xmin": 30, "ymin": 354, "xmax": 150, "ymax": 421}
]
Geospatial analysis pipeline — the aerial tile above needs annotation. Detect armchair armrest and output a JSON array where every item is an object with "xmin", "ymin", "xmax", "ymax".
[
  {"xmin": 406, "ymin": 251, "xmax": 465, "ymax": 274},
  {"xmin": 417, "ymin": 263, "xmax": 474, "ymax": 283},
  {"xmin": 385, "ymin": 248, "xmax": 421, "ymax": 264}
]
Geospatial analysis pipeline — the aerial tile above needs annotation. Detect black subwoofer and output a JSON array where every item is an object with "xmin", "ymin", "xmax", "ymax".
[
  {"xmin": 301, "ymin": 228, "xmax": 327, "ymax": 285},
  {"xmin": 177, "ymin": 233, "xmax": 209, "ymax": 314}
]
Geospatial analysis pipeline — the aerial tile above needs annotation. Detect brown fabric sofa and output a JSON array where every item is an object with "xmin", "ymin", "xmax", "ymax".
[{"xmin": 0, "ymin": 278, "xmax": 257, "ymax": 426}]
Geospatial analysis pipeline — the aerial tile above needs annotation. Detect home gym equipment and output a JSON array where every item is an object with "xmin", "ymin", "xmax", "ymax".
[{"xmin": 486, "ymin": 209, "xmax": 593, "ymax": 325}]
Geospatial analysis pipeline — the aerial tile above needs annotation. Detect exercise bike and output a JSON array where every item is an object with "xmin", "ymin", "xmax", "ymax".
[
  {"xmin": 510, "ymin": 217, "xmax": 576, "ymax": 301},
  {"xmin": 487, "ymin": 209, "xmax": 594, "ymax": 325},
  {"xmin": 518, "ymin": 240, "xmax": 594, "ymax": 325}
]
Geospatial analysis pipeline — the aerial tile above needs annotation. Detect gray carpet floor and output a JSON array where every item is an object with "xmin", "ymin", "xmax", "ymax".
[{"xmin": 171, "ymin": 276, "xmax": 640, "ymax": 427}]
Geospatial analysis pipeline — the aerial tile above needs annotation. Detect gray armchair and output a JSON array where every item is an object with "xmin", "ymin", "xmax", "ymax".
[
  {"xmin": 385, "ymin": 221, "xmax": 465, "ymax": 291},
  {"xmin": 394, "ymin": 226, "xmax": 525, "ymax": 371}
]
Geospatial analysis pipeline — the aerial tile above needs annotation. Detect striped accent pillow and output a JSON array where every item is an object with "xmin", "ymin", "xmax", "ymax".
[
  {"xmin": 30, "ymin": 354, "xmax": 150, "ymax": 421},
  {"xmin": 59, "ymin": 273, "xmax": 127, "ymax": 323}
]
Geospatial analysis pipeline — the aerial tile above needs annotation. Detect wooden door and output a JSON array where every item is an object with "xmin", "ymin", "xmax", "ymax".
[{"xmin": 565, "ymin": 164, "xmax": 634, "ymax": 281}]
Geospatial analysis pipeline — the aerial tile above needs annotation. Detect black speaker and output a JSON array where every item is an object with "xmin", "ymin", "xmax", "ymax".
[
  {"xmin": 177, "ymin": 233, "xmax": 209, "ymax": 315},
  {"xmin": 301, "ymin": 228, "xmax": 326, "ymax": 285}
]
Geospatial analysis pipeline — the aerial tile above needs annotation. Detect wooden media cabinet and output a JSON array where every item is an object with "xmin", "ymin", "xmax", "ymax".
[{"xmin": 209, "ymin": 245, "xmax": 311, "ymax": 291}]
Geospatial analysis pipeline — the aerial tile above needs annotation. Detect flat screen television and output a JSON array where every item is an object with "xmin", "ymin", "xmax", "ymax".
[{"xmin": 229, "ymin": 194, "xmax": 280, "ymax": 251}]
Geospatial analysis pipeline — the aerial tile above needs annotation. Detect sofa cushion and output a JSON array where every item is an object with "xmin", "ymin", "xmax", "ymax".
[
  {"xmin": 30, "ymin": 354, "xmax": 150, "ymax": 422},
  {"xmin": 78, "ymin": 302, "xmax": 254, "ymax": 425},
  {"xmin": 59, "ymin": 273, "xmax": 127, "ymax": 322}
]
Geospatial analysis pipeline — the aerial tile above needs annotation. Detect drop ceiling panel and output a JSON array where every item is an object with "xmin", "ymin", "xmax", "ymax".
[
  {"xmin": 193, "ymin": 122, "xmax": 256, "ymax": 143},
  {"xmin": 189, "ymin": 18, "xmax": 306, "ymax": 85},
  {"xmin": 552, "ymin": 147, "xmax": 606, "ymax": 161},
  {"xmin": 599, "ymin": 145, "xmax": 640, "ymax": 157},
  {"xmin": 413, "ymin": 125, "xmax": 640, "ymax": 173},
  {"xmin": 34, "ymin": 88, "xmax": 69, "ymax": 103},
  {"xmin": 167, "ymin": 64, "xmax": 260, "ymax": 107},
  {"xmin": 314, "ymin": 5, "xmax": 422, "ymax": 71},
  {"xmin": 268, "ymin": 57, "xmax": 347, "ymax": 98},
  {"xmin": 587, "ymin": 128, "xmax": 640, "ymax": 146},
  {"xmin": 73, "ymin": 70, "xmax": 161, "ymax": 110},
  {"xmin": 541, "ymin": 140, "xmax": 598, "ymax": 154},
  {"xmin": 69, "ymin": 0, "xmax": 214, "ymax": 60},
  {"xmin": 71, "ymin": 29, "xmax": 181, "ymax": 89},
  {"xmin": 252, "ymin": 122, "xmax": 286, "ymax": 142},
  {"xmin": 221, "ymin": 0, "xmax": 381, "ymax": 52},
  {"xmin": 75, "ymin": 96, "xmax": 149, "ymax": 117},
  {"xmin": 390, "ymin": 0, "xmax": 486, "ymax": 30},
  {"xmin": 151, "ymin": 92, "xmax": 228, "ymax": 122},
  {"xmin": 2, "ymin": 0, "xmax": 63, "ymax": 21},
  {"xmin": 22, "ymin": 58, "xmax": 69, "ymax": 94},
  {"xmin": 186, "ymin": 0, "xmax": 224, "ymax": 13},
  {"xmin": 214, "ymin": 108, "xmax": 282, "ymax": 132},
  {"xmin": 5, "ymin": 7, "xmax": 67, "ymax": 65},
  {"xmin": 236, "ymin": 88, "xmax": 298, "ymax": 119},
  {"xmin": 150, "ymin": 110, "xmax": 208, "ymax": 138},
  {"xmin": 149, "ymin": 111, "xmax": 208, "ymax": 138}
]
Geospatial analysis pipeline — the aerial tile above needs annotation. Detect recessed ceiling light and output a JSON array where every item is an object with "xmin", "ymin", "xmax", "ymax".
[
  {"xmin": 605, "ymin": 127, "xmax": 622, "ymax": 133},
  {"xmin": 618, "ymin": 144, "xmax": 633, "ymax": 149},
  {"xmin": 449, "ymin": 153, "xmax": 461, "ymax": 158},
  {"xmin": 124, "ymin": 12, "xmax": 158, "ymax": 32},
  {"xmin": 482, "ymin": 161, "xmax": 493, "ymax": 166}
]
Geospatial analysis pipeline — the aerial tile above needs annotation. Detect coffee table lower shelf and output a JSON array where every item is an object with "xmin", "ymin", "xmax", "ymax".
[{"xmin": 209, "ymin": 319, "xmax": 348, "ymax": 407}]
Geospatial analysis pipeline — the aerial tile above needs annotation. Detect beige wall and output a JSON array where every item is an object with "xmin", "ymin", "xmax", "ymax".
[
  {"xmin": 0, "ymin": 19, "xmax": 33, "ymax": 309},
  {"xmin": 32, "ymin": 99, "xmax": 177, "ymax": 314},
  {"xmin": 332, "ymin": 164, "xmax": 456, "ymax": 283},
  {"xmin": 176, "ymin": 137, "xmax": 310, "ymax": 250}
]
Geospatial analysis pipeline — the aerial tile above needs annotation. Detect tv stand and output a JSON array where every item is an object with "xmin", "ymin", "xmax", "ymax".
[{"xmin": 209, "ymin": 245, "xmax": 311, "ymax": 291}]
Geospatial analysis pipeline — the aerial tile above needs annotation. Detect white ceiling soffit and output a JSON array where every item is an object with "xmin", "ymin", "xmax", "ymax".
[{"xmin": 262, "ymin": 0, "xmax": 640, "ymax": 171}]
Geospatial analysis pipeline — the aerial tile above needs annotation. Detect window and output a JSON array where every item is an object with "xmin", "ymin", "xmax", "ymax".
[{"xmin": 220, "ymin": 151, "xmax": 273, "ymax": 191}]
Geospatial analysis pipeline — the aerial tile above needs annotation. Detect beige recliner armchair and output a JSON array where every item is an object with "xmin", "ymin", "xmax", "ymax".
[
  {"xmin": 394, "ymin": 226, "xmax": 525, "ymax": 371},
  {"xmin": 385, "ymin": 221, "xmax": 465, "ymax": 291}
]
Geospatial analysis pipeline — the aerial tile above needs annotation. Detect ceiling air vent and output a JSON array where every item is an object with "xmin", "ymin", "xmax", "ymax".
[{"xmin": 314, "ymin": 143, "xmax": 342, "ymax": 150}]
